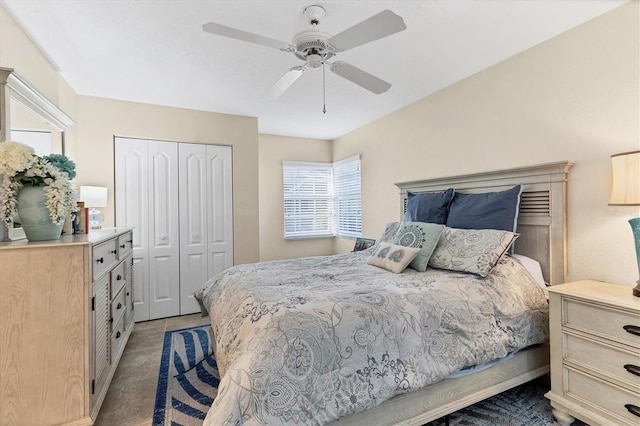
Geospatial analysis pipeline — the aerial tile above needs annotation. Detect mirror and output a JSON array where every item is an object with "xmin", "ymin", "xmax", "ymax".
[{"xmin": 0, "ymin": 67, "xmax": 75, "ymax": 241}]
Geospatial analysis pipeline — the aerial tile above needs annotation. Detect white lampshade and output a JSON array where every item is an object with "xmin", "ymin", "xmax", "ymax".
[
  {"xmin": 609, "ymin": 151, "xmax": 640, "ymax": 206},
  {"xmin": 80, "ymin": 186, "xmax": 108, "ymax": 208}
]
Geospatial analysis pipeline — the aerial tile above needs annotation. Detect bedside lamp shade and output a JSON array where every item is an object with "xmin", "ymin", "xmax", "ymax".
[
  {"xmin": 609, "ymin": 151, "xmax": 640, "ymax": 206},
  {"xmin": 80, "ymin": 186, "xmax": 108, "ymax": 208},
  {"xmin": 609, "ymin": 151, "xmax": 640, "ymax": 297},
  {"xmin": 80, "ymin": 186, "xmax": 108, "ymax": 230}
]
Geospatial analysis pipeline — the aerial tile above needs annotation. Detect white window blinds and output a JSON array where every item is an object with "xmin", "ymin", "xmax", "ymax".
[
  {"xmin": 333, "ymin": 155, "xmax": 361, "ymax": 238},
  {"xmin": 283, "ymin": 161, "xmax": 333, "ymax": 239},
  {"xmin": 282, "ymin": 156, "xmax": 362, "ymax": 240}
]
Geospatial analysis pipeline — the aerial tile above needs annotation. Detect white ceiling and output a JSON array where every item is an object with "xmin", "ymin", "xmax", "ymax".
[{"xmin": 1, "ymin": 0, "xmax": 628, "ymax": 140}]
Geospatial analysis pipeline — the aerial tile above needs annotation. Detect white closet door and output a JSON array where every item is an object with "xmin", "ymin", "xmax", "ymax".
[
  {"xmin": 148, "ymin": 141, "xmax": 180, "ymax": 319},
  {"xmin": 178, "ymin": 143, "xmax": 208, "ymax": 315},
  {"xmin": 206, "ymin": 145, "xmax": 234, "ymax": 277},
  {"xmin": 115, "ymin": 138, "xmax": 150, "ymax": 322}
]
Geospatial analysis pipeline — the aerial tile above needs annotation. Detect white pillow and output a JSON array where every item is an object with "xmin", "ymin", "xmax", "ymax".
[
  {"xmin": 512, "ymin": 254, "xmax": 547, "ymax": 293},
  {"xmin": 367, "ymin": 242, "xmax": 420, "ymax": 273}
]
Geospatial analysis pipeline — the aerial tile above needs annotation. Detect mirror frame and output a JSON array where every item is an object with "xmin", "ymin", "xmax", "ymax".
[{"xmin": 0, "ymin": 67, "xmax": 76, "ymax": 241}]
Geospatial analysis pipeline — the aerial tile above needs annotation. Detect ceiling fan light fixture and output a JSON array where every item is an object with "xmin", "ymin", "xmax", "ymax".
[{"xmin": 307, "ymin": 54, "xmax": 323, "ymax": 69}]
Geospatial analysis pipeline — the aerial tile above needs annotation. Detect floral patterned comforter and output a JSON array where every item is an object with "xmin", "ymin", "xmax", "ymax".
[{"xmin": 194, "ymin": 250, "xmax": 549, "ymax": 426}]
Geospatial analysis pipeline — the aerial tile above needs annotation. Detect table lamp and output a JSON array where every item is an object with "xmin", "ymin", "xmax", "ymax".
[
  {"xmin": 609, "ymin": 150, "xmax": 640, "ymax": 296},
  {"xmin": 80, "ymin": 185, "xmax": 108, "ymax": 230}
]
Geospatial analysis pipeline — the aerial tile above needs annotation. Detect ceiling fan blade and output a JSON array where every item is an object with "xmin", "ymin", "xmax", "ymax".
[
  {"xmin": 202, "ymin": 22, "xmax": 294, "ymax": 51},
  {"xmin": 328, "ymin": 10, "xmax": 406, "ymax": 52},
  {"xmin": 330, "ymin": 61, "xmax": 391, "ymax": 94},
  {"xmin": 265, "ymin": 66, "xmax": 306, "ymax": 99}
]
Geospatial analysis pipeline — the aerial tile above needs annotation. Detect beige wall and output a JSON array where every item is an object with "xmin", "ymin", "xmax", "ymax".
[
  {"xmin": 258, "ymin": 134, "xmax": 333, "ymax": 261},
  {"xmin": 333, "ymin": 1, "xmax": 640, "ymax": 286}
]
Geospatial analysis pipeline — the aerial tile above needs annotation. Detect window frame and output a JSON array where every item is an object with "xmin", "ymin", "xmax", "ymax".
[{"xmin": 282, "ymin": 156, "xmax": 362, "ymax": 240}]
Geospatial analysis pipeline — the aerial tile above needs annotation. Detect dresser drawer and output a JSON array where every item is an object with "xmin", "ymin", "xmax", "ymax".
[
  {"xmin": 92, "ymin": 239, "xmax": 118, "ymax": 281},
  {"xmin": 117, "ymin": 231, "xmax": 133, "ymax": 260},
  {"xmin": 565, "ymin": 368, "xmax": 640, "ymax": 425},
  {"xmin": 110, "ymin": 261, "xmax": 126, "ymax": 297},
  {"xmin": 111, "ymin": 313, "xmax": 127, "ymax": 360},
  {"xmin": 111, "ymin": 286, "xmax": 126, "ymax": 331},
  {"xmin": 565, "ymin": 333, "xmax": 640, "ymax": 391},
  {"xmin": 564, "ymin": 298, "xmax": 640, "ymax": 347}
]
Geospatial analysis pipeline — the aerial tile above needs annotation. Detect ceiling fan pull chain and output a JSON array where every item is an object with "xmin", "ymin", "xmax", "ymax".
[{"xmin": 322, "ymin": 62, "xmax": 327, "ymax": 114}]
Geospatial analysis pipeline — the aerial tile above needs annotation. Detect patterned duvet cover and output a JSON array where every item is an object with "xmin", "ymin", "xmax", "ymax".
[{"xmin": 194, "ymin": 250, "xmax": 549, "ymax": 426}]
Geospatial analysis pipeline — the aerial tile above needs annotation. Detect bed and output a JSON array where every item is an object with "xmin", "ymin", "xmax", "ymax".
[{"xmin": 195, "ymin": 161, "xmax": 573, "ymax": 426}]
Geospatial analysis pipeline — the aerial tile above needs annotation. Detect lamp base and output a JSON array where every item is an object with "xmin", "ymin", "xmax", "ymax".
[{"xmin": 634, "ymin": 280, "xmax": 640, "ymax": 298}]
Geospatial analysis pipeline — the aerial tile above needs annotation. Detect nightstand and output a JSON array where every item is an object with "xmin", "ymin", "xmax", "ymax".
[{"xmin": 545, "ymin": 280, "xmax": 640, "ymax": 425}]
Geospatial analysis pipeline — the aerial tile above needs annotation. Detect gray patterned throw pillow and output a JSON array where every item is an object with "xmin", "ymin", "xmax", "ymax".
[{"xmin": 428, "ymin": 227, "xmax": 518, "ymax": 277}]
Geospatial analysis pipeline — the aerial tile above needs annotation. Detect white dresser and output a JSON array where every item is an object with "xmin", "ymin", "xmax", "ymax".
[
  {"xmin": 0, "ymin": 228, "xmax": 134, "ymax": 425},
  {"xmin": 546, "ymin": 280, "xmax": 640, "ymax": 425}
]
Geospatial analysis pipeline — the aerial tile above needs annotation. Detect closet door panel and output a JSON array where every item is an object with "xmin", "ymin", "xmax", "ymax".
[
  {"xmin": 148, "ymin": 141, "xmax": 180, "ymax": 320},
  {"xmin": 179, "ymin": 144, "xmax": 208, "ymax": 315},
  {"xmin": 206, "ymin": 145, "xmax": 233, "ymax": 278},
  {"xmin": 115, "ymin": 137, "xmax": 150, "ymax": 322}
]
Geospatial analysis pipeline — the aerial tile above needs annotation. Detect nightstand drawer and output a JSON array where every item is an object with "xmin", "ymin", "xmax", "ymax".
[
  {"xmin": 566, "ymin": 368, "xmax": 640, "ymax": 425},
  {"xmin": 564, "ymin": 298, "xmax": 640, "ymax": 347},
  {"xmin": 565, "ymin": 333, "xmax": 640, "ymax": 391}
]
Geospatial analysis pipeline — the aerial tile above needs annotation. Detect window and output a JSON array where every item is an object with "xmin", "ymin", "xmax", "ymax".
[
  {"xmin": 333, "ymin": 155, "xmax": 361, "ymax": 238},
  {"xmin": 283, "ymin": 161, "xmax": 333, "ymax": 239},
  {"xmin": 283, "ymin": 156, "xmax": 361, "ymax": 240}
]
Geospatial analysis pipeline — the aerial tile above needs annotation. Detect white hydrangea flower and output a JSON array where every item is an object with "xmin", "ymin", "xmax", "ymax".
[{"xmin": 0, "ymin": 141, "xmax": 78, "ymax": 226}]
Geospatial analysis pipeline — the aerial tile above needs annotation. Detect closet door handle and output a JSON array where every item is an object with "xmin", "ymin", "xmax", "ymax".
[
  {"xmin": 623, "ymin": 325, "xmax": 640, "ymax": 336},
  {"xmin": 625, "ymin": 404, "xmax": 640, "ymax": 418},
  {"xmin": 624, "ymin": 364, "xmax": 640, "ymax": 377}
]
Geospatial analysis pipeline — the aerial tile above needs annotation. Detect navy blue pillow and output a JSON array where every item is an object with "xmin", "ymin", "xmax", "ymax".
[
  {"xmin": 446, "ymin": 185, "xmax": 523, "ymax": 232},
  {"xmin": 405, "ymin": 188, "xmax": 454, "ymax": 224}
]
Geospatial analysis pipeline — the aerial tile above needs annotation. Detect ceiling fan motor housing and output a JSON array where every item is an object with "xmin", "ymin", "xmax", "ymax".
[{"xmin": 293, "ymin": 29, "xmax": 335, "ymax": 63}]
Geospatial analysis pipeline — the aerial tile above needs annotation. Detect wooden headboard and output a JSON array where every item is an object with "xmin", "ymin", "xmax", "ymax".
[{"xmin": 395, "ymin": 161, "xmax": 573, "ymax": 285}]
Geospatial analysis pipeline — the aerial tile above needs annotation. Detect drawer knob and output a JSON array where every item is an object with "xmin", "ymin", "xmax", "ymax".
[
  {"xmin": 96, "ymin": 257, "xmax": 104, "ymax": 264},
  {"xmin": 624, "ymin": 364, "xmax": 640, "ymax": 377},
  {"xmin": 110, "ymin": 249, "xmax": 117, "ymax": 254},
  {"xmin": 625, "ymin": 404, "xmax": 640, "ymax": 418},
  {"xmin": 117, "ymin": 302, "xmax": 122, "ymax": 310},
  {"xmin": 117, "ymin": 274, "xmax": 122, "ymax": 281},
  {"xmin": 623, "ymin": 325, "xmax": 640, "ymax": 336},
  {"xmin": 120, "ymin": 244, "xmax": 126, "ymax": 249},
  {"xmin": 115, "ymin": 331, "xmax": 121, "ymax": 339},
  {"xmin": 127, "ymin": 239, "xmax": 132, "ymax": 243}
]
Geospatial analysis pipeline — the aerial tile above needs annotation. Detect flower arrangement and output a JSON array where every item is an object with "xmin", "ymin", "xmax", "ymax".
[{"xmin": 0, "ymin": 141, "xmax": 78, "ymax": 226}]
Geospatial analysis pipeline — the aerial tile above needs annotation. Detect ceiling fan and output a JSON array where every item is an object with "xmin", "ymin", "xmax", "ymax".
[{"xmin": 202, "ymin": 5, "xmax": 407, "ymax": 100}]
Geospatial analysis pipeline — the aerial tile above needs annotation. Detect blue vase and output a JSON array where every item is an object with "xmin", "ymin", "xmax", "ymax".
[{"xmin": 17, "ymin": 185, "xmax": 64, "ymax": 241}]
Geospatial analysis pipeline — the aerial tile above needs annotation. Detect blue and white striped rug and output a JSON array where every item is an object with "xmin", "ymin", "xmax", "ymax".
[
  {"xmin": 153, "ymin": 325, "xmax": 565, "ymax": 426},
  {"xmin": 153, "ymin": 325, "xmax": 220, "ymax": 426}
]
